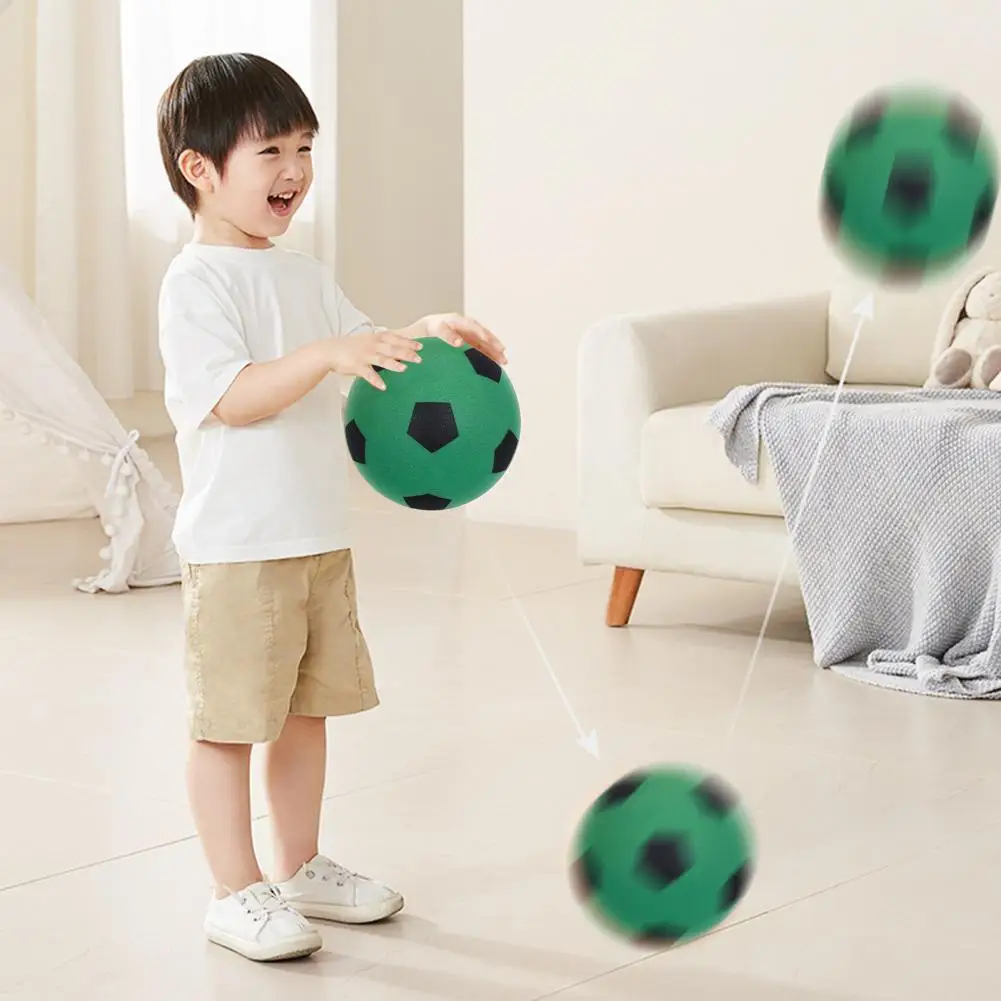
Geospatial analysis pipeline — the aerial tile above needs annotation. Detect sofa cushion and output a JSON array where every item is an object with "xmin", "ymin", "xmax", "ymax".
[
  {"xmin": 641, "ymin": 386, "xmax": 915, "ymax": 517},
  {"xmin": 826, "ymin": 231, "xmax": 1001, "ymax": 387},
  {"xmin": 640, "ymin": 402, "xmax": 784, "ymax": 517}
]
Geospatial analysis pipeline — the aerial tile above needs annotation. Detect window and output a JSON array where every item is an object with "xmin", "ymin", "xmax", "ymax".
[{"xmin": 120, "ymin": 0, "xmax": 316, "ymax": 237}]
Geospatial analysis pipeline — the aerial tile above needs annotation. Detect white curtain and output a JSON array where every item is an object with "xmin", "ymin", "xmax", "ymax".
[
  {"xmin": 32, "ymin": 0, "xmax": 134, "ymax": 399},
  {"xmin": 120, "ymin": 0, "xmax": 340, "ymax": 395},
  {"xmin": 0, "ymin": 0, "xmax": 338, "ymax": 400}
]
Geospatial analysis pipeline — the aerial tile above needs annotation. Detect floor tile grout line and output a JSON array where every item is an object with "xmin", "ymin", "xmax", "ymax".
[
  {"xmin": 360, "ymin": 574, "xmax": 605, "ymax": 603},
  {"xmin": 0, "ymin": 575, "xmax": 606, "ymax": 653},
  {"xmin": 0, "ymin": 768, "xmax": 184, "ymax": 808},
  {"xmin": 498, "ymin": 576, "xmax": 608, "ymax": 603},
  {"xmin": 529, "ymin": 813, "xmax": 1001, "ymax": 999},
  {"xmin": 0, "ymin": 762, "xmax": 456, "ymax": 897},
  {"xmin": 0, "ymin": 756, "xmax": 454, "ymax": 815},
  {"xmin": 0, "ymin": 833, "xmax": 206, "ymax": 896}
]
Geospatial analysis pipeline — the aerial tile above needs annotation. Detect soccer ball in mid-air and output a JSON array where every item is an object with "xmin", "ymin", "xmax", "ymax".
[
  {"xmin": 820, "ymin": 85, "xmax": 998, "ymax": 280},
  {"xmin": 343, "ymin": 337, "xmax": 520, "ymax": 510},
  {"xmin": 569, "ymin": 765, "xmax": 754, "ymax": 946}
]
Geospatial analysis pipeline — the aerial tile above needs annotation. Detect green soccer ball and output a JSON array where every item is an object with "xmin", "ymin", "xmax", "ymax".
[
  {"xmin": 343, "ymin": 337, "xmax": 521, "ymax": 510},
  {"xmin": 820, "ymin": 84, "xmax": 998, "ymax": 280},
  {"xmin": 569, "ymin": 765, "xmax": 755, "ymax": 946}
]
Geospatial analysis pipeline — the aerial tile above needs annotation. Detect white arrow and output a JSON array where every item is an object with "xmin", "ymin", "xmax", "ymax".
[
  {"xmin": 726, "ymin": 292, "xmax": 874, "ymax": 742},
  {"xmin": 854, "ymin": 291, "xmax": 875, "ymax": 323},
  {"xmin": 508, "ymin": 592, "xmax": 599, "ymax": 758},
  {"xmin": 787, "ymin": 291, "xmax": 873, "ymax": 535}
]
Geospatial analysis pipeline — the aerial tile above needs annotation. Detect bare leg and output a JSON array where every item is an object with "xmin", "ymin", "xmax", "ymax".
[
  {"xmin": 266, "ymin": 715, "xmax": 328, "ymax": 883},
  {"xmin": 187, "ymin": 740, "xmax": 262, "ymax": 897}
]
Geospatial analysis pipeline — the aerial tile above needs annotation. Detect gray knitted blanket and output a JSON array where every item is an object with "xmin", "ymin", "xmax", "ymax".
[{"xmin": 707, "ymin": 383, "xmax": 1001, "ymax": 698}]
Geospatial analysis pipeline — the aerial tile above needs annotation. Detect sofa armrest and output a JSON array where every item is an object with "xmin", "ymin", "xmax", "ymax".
[
  {"xmin": 630, "ymin": 291, "xmax": 832, "ymax": 412},
  {"xmin": 576, "ymin": 291, "xmax": 831, "ymax": 565}
]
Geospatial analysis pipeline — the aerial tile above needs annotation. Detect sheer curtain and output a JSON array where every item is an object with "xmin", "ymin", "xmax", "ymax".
[
  {"xmin": 28, "ymin": 0, "xmax": 135, "ymax": 398},
  {"xmin": 120, "ymin": 0, "xmax": 339, "ymax": 391}
]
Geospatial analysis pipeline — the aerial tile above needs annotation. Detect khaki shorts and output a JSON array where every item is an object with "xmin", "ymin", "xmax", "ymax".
[{"xmin": 180, "ymin": 549, "xmax": 379, "ymax": 743}]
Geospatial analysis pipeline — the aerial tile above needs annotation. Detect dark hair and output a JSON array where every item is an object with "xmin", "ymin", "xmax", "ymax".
[{"xmin": 156, "ymin": 52, "xmax": 319, "ymax": 214}]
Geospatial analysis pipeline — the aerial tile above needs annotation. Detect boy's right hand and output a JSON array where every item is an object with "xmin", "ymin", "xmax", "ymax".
[{"xmin": 320, "ymin": 331, "xmax": 424, "ymax": 390}]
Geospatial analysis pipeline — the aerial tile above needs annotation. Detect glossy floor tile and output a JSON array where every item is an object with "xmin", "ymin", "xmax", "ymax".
[
  {"xmin": 550, "ymin": 820, "xmax": 1001, "ymax": 999},
  {"xmin": 1, "ymin": 436, "xmax": 999, "ymax": 998}
]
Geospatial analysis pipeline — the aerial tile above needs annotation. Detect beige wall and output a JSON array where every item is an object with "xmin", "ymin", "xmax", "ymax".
[
  {"xmin": 336, "ymin": 0, "xmax": 464, "ymax": 327},
  {"xmin": 0, "ymin": 0, "xmax": 464, "ymax": 333},
  {"xmin": 463, "ymin": 0, "xmax": 1001, "ymax": 529}
]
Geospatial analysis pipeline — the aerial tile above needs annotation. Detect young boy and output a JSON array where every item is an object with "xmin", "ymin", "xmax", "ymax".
[{"xmin": 156, "ymin": 52, "xmax": 506, "ymax": 963}]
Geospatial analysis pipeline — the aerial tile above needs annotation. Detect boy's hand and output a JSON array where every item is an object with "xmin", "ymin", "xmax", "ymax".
[
  {"xmin": 420, "ymin": 313, "xmax": 508, "ymax": 365},
  {"xmin": 321, "ymin": 330, "xmax": 424, "ymax": 390}
]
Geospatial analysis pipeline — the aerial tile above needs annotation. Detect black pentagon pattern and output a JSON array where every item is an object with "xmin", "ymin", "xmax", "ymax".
[
  {"xmin": 637, "ymin": 834, "xmax": 692, "ymax": 890},
  {"xmin": 404, "ymin": 493, "xmax": 451, "ymax": 510},
  {"xmin": 570, "ymin": 850, "xmax": 601, "ymax": 898},
  {"xmin": 844, "ymin": 93, "xmax": 887, "ymax": 149},
  {"xmin": 884, "ymin": 250, "xmax": 928, "ymax": 281},
  {"xmin": 464, "ymin": 347, "xmax": 502, "ymax": 383},
  {"xmin": 408, "ymin": 402, "xmax": 458, "ymax": 453},
  {"xmin": 597, "ymin": 772, "xmax": 647, "ymax": 810},
  {"xmin": 970, "ymin": 184, "xmax": 997, "ymax": 244},
  {"xmin": 344, "ymin": 419, "xmax": 366, "ymax": 464},
  {"xmin": 692, "ymin": 776, "xmax": 738, "ymax": 817},
  {"xmin": 720, "ymin": 862, "xmax": 751, "ymax": 910},
  {"xmin": 634, "ymin": 925, "xmax": 687, "ymax": 947},
  {"xmin": 884, "ymin": 154, "xmax": 934, "ymax": 223},
  {"xmin": 493, "ymin": 430, "xmax": 519, "ymax": 474},
  {"xmin": 943, "ymin": 100, "xmax": 983, "ymax": 158},
  {"xmin": 821, "ymin": 173, "xmax": 846, "ymax": 232}
]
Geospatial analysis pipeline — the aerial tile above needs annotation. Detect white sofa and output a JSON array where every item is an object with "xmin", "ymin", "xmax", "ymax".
[{"xmin": 577, "ymin": 264, "xmax": 993, "ymax": 626}]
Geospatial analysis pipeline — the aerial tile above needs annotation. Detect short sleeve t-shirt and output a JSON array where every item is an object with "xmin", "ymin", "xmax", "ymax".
[{"xmin": 158, "ymin": 243, "xmax": 375, "ymax": 565}]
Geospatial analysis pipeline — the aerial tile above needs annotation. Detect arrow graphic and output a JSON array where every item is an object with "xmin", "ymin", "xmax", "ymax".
[
  {"xmin": 726, "ymin": 291, "xmax": 875, "ymax": 742},
  {"xmin": 787, "ymin": 291, "xmax": 874, "ymax": 535},
  {"xmin": 508, "ymin": 592, "xmax": 599, "ymax": 757},
  {"xmin": 485, "ymin": 522, "xmax": 600, "ymax": 758}
]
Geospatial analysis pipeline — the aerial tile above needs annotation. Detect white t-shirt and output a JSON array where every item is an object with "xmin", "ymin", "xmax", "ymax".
[{"xmin": 158, "ymin": 243, "xmax": 375, "ymax": 565}]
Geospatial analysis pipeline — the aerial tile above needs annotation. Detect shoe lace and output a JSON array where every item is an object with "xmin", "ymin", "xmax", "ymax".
[
  {"xmin": 239, "ymin": 884, "xmax": 299, "ymax": 924},
  {"xmin": 312, "ymin": 858, "xmax": 354, "ymax": 887}
]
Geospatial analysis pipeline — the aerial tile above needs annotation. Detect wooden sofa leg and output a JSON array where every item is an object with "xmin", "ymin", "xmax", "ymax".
[{"xmin": 606, "ymin": 567, "xmax": 645, "ymax": 627}]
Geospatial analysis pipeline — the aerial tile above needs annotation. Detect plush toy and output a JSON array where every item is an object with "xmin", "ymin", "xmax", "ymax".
[{"xmin": 925, "ymin": 268, "xmax": 1001, "ymax": 390}]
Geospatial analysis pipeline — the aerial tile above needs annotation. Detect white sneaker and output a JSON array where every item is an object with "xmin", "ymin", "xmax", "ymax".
[
  {"xmin": 204, "ymin": 881, "xmax": 322, "ymax": 962},
  {"xmin": 276, "ymin": 854, "xmax": 404, "ymax": 924}
]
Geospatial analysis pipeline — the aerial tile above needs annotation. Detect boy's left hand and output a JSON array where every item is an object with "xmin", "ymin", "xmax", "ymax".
[{"xmin": 421, "ymin": 313, "xmax": 508, "ymax": 365}]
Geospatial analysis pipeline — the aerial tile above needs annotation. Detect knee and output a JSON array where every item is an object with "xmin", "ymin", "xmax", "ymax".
[{"xmin": 190, "ymin": 738, "xmax": 255, "ymax": 757}]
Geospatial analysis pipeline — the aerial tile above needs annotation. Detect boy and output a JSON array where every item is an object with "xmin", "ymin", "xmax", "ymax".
[{"xmin": 156, "ymin": 52, "xmax": 506, "ymax": 962}]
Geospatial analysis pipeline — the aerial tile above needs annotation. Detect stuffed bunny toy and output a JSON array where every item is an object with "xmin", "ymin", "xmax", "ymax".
[{"xmin": 925, "ymin": 268, "xmax": 1001, "ymax": 390}]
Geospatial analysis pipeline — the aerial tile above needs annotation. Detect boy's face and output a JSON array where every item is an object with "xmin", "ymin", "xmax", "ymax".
[{"xmin": 183, "ymin": 128, "xmax": 314, "ymax": 247}]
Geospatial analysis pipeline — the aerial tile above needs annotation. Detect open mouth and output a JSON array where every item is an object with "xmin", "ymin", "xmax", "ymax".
[{"xmin": 267, "ymin": 191, "xmax": 298, "ymax": 217}]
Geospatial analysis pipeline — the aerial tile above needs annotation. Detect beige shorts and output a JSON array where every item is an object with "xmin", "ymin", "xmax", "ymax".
[{"xmin": 180, "ymin": 549, "xmax": 379, "ymax": 743}]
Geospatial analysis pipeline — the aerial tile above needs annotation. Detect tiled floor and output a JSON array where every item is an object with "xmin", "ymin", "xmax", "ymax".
[{"xmin": 2, "ymin": 439, "xmax": 1000, "ymax": 999}]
